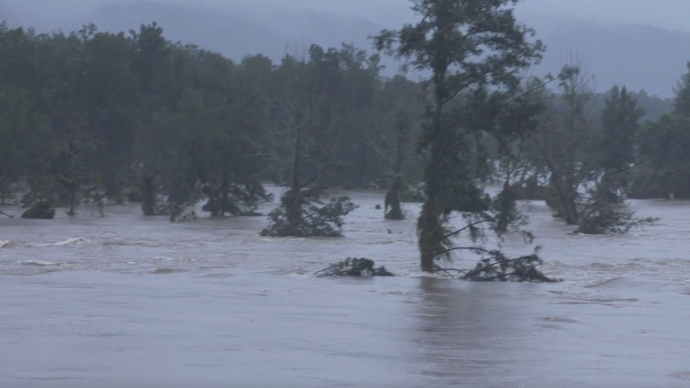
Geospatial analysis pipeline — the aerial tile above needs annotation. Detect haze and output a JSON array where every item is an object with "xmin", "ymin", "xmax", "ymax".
[{"xmin": 3, "ymin": 0, "xmax": 689, "ymax": 96}]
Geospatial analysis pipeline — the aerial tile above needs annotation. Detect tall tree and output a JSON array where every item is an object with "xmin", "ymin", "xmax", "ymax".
[
  {"xmin": 373, "ymin": 0, "xmax": 545, "ymax": 272},
  {"xmin": 261, "ymin": 51, "xmax": 356, "ymax": 237},
  {"xmin": 636, "ymin": 114, "xmax": 690, "ymax": 199},
  {"xmin": 673, "ymin": 62, "xmax": 690, "ymax": 117},
  {"xmin": 533, "ymin": 62, "xmax": 597, "ymax": 225},
  {"xmin": 600, "ymin": 85, "xmax": 645, "ymax": 184}
]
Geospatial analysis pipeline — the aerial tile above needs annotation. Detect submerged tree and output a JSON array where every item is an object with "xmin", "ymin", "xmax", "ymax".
[
  {"xmin": 532, "ymin": 60, "xmax": 598, "ymax": 225},
  {"xmin": 531, "ymin": 61, "xmax": 654, "ymax": 234},
  {"xmin": 575, "ymin": 183, "xmax": 657, "ymax": 235},
  {"xmin": 384, "ymin": 109, "xmax": 414, "ymax": 220},
  {"xmin": 373, "ymin": 0, "xmax": 548, "ymax": 274},
  {"xmin": 633, "ymin": 113, "xmax": 690, "ymax": 199},
  {"xmin": 630, "ymin": 66, "xmax": 690, "ymax": 199},
  {"xmin": 261, "ymin": 51, "xmax": 357, "ymax": 237}
]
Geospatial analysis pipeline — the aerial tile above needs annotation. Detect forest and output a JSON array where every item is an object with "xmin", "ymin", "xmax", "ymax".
[{"xmin": 2, "ymin": 0, "xmax": 690, "ymax": 280}]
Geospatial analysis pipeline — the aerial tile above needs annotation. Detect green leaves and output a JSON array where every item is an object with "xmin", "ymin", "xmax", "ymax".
[
  {"xmin": 374, "ymin": 0, "xmax": 546, "ymax": 272},
  {"xmin": 600, "ymin": 85, "xmax": 645, "ymax": 176},
  {"xmin": 673, "ymin": 62, "xmax": 690, "ymax": 117}
]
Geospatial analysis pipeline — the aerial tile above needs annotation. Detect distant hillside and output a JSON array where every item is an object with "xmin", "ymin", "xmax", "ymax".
[
  {"xmin": 531, "ymin": 20, "xmax": 690, "ymax": 98},
  {"xmin": 3, "ymin": 1, "xmax": 689, "ymax": 97}
]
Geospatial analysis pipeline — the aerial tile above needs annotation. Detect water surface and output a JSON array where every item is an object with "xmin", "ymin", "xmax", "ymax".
[{"xmin": 1, "ymin": 188, "xmax": 689, "ymax": 387}]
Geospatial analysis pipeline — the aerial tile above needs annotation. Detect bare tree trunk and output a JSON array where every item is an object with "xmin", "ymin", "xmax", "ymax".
[
  {"xmin": 418, "ymin": 199, "xmax": 444, "ymax": 272},
  {"xmin": 417, "ymin": 96, "xmax": 445, "ymax": 272},
  {"xmin": 140, "ymin": 174, "xmax": 157, "ymax": 216},
  {"xmin": 58, "ymin": 175, "xmax": 77, "ymax": 217},
  {"xmin": 385, "ymin": 177, "xmax": 404, "ymax": 220},
  {"xmin": 285, "ymin": 122, "xmax": 303, "ymax": 232}
]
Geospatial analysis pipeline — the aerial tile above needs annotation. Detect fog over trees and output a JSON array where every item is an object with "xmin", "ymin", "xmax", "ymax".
[{"xmin": 3, "ymin": 0, "xmax": 689, "ymax": 97}]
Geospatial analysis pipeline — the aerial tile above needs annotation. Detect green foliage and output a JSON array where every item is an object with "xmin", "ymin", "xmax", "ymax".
[
  {"xmin": 461, "ymin": 248, "xmax": 559, "ymax": 283},
  {"xmin": 0, "ymin": 21, "xmax": 425, "ymax": 220},
  {"xmin": 673, "ymin": 62, "xmax": 690, "ymax": 117},
  {"xmin": 373, "ymin": 0, "xmax": 546, "ymax": 273},
  {"xmin": 632, "ymin": 113, "xmax": 690, "ymax": 198},
  {"xmin": 600, "ymin": 85, "xmax": 646, "ymax": 176},
  {"xmin": 493, "ymin": 183, "xmax": 523, "ymax": 233},
  {"xmin": 261, "ymin": 188, "xmax": 358, "ymax": 237},
  {"xmin": 532, "ymin": 63, "xmax": 598, "ymax": 225},
  {"xmin": 400, "ymin": 183, "xmax": 426, "ymax": 203},
  {"xmin": 315, "ymin": 258, "xmax": 394, "ymax": 277},
  {"xmin": 576, "ymin": 183, "xmax": 658, "ymax": 235}
]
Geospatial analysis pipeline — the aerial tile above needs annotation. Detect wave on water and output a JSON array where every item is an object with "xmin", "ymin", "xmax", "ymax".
[
  {"xmin": 150, "ymin": 268, "xmax": 186, "ymax": 275},
  {"xmin": 583, "ymin": 277, "xmax": 625, "ymax": 288},
  {"xmin": 289, "ymin": 268, "xmax": 313, "ymax": 279},
  {"xmin": 151, "ymin": 256, "xmax": 198, "ymax": 263},
  {"xmin": 17, "ymin": 260, "xmax": 70, "ymax": 267},
  {"xmin": 152, "ymin": 256, "xmax": 180, "ymax": 262},
  {"xmin": 406, "ymin": 270, "xmax": 456, "ymax": 279},
  {"xmin": 101, "ymin": 239, "xmax": 162, "ymax": 248},
  {"xmin": 0, "ymin": 240, "xmax": 30, "ymax": 249},
  {"xmin": 54, "ymin": 237, "xmax": 90, "ymax": 246}
]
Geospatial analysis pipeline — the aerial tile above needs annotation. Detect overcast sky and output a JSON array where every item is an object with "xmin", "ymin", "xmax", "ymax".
[
  {"xmin": 3, "ymin": 0, "xmax": 689, "ymax": 96},
  {"xmin": 4, "ymin": 0, "xmax": 690, "ymax": 32}
]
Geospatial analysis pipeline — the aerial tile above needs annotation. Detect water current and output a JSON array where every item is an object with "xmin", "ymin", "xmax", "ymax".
[{"xmin": 1, "ymin": 186, "xmax": 689, "ymax": 387}]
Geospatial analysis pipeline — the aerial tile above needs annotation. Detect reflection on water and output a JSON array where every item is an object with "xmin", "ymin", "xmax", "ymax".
[
  {"xmin": 1, "ymin": 187, "xmax": 690, "ymax": 387},
  {"xmin": 413, "ymin": 278, "xmax": 513, "ymax": 386}
]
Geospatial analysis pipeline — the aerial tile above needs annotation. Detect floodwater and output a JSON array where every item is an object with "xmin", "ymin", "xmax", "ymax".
[{"xmin": 1, "ymin": 186, "xmax": 689, "ymax": 388}]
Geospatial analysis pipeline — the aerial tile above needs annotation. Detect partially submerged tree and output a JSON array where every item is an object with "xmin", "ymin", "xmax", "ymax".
[
  {"xmin": 315, "ymin": 257, "xmax": 394, "ymax": 277},
  {"xmin": 261, "ymin": 50, "xmax": 357, "ymax": 237},
  {"xmin": 373, "ymin": 0, "xmax": 550, "ymax": 277},
  {"xmin": 384, "ymin": 109, "xmax": 415, "ymax": 220},
  {"xmin": 530, "ymin": 60, "xmax": 654, "ymax": 234},
  {"xmin": 532, "ymin": 60, "xmax": 599, "ymax": 225},
  {"xmin": 461, "ymin": 247, "xmax": 558, "ymax": 282},
  {"xmin": 632, "ymin": 114, "xmax": 690, "ymax": 199},
  {"xmin": 575, "ymin": 184, "xmax": 657, "ymax": 235},
  {"xmin": 630, "ymin": 66, "xmax": 690, "ymax": 199}
]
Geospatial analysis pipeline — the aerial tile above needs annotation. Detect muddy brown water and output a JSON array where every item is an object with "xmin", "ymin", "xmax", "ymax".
[{"xmin": 1, "ymin": 186, "xmax": 689, "ymax": 387}]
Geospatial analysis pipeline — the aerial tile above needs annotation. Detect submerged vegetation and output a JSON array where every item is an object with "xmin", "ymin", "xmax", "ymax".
[
  {"xmin": 1, "ymin": 0, "xmax": 688, "ymax": 281},
  {"xmin": 315, "ymin": 258, "xmax": 395, "ymax": 277},
  {"xmin": 261, "ymin": 187, "xmax": 357, "ymax": 237}
]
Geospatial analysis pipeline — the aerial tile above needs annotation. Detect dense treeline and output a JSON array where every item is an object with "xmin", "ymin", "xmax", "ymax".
[
  {"xmin": 2, "ymin": 0, "xmax": 690, "ymax": 275},
  {"xmin": 0, "ymin": 21, "xmax": 424, "ymax": 217}
]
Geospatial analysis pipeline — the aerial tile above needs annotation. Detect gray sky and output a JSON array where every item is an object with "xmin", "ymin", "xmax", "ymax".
[
  {"xmin": 5, "ymin": 0, "xmax": 690, "ymax": 32},
  {"xmin": 216, "ymin": 0, "xmax": 690, "ymax": 32},
  {"xmin": 3, "ymin": 0, "xmax": 689, "ymax": 96}
]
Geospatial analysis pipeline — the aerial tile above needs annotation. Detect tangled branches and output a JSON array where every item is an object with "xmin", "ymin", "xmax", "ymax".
[
  {"xmin": 261, "ymin": 187, "xmax": 357, "ymax": 237},
  {"xmin": 314, "ymin": 258, "xmax": 394, "ymax": 277},
  {"xmin": 458, "ymin": 248, "xmax": 559, "ymax": 283}
]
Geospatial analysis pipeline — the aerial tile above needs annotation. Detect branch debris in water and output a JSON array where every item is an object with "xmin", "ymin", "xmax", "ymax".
[{"xmin": 314, "ymin": 258, "xmax": 394, "ymax": 277}]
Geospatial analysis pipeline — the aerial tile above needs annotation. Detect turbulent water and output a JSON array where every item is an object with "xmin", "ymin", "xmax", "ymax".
[{"xmin": 1, "ymin": 186, "xmax": 689, "ymax": 387}]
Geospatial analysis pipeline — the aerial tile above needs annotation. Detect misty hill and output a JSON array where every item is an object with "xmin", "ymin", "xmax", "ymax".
[
  {"xmin": 3, "ymin": 0, "xmax": 690, "ymax": 97},
  {"xmin": 532, "ymin": 20, "xmax": 690, "ymax": 98}
]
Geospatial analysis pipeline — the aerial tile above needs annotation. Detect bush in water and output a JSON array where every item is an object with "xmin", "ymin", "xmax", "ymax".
[
  {"xmin": 261, "ymin": 187, "xmax": 357, "ymax": 237},
  {"xmin": 315, "ymin": 258, "xmax": 395, "ymax": 277},
  {"xmin": 458, "ymin": 248, "xmax": 560, "ymax": 283},
  {"xmin": 315, "ymin": 252, "xmax": 559, "ymax": 283}
]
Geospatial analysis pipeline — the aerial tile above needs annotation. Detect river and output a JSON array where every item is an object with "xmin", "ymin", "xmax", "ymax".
[{"xmin": 1, "ymin": 187, "xmax": 689, "ymax": 387}]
